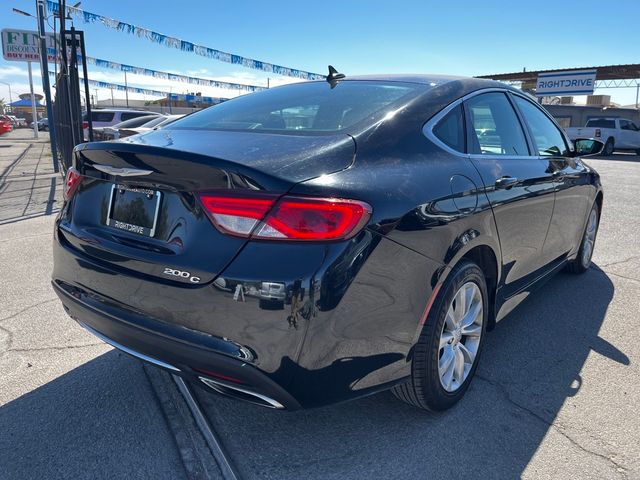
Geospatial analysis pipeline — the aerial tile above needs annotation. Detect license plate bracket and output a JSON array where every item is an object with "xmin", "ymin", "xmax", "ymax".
[{"xmin": 106, "ymin": 184, "xmax": 162, "ymax": 237}]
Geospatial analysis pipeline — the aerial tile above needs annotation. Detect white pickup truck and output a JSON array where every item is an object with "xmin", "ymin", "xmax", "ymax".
[{"xmin": 565, "ymin": 118, "xmax": 640, "ymax": 156}]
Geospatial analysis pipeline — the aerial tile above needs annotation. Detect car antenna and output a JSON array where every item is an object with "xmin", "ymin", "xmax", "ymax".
[{"xmin": 326, "ymin": 65, "xmax": 345, "ymax": 88}]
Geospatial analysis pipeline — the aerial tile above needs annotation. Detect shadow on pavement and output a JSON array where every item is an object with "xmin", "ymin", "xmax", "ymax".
[
  {"xmin": 192, "ymin": 266, "xmax": 625, "ymax": 479},
  {"xmin": 0, "ymin": 350, "xmax": 186, "ymax": 480}
]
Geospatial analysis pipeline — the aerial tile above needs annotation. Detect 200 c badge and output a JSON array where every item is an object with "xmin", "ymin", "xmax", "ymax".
[{"xmin": 162, "ymin": 267, "xmax": 201, "ymax": 283}]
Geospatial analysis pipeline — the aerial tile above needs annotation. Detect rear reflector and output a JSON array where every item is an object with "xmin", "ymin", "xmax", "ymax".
[
  {"xmin": 199, "ymin": 192, "xmax": 371, "ymax": 241},
  {"xmin": 63, "ymin": 167, "xmax": 82, "ymax": 201}
]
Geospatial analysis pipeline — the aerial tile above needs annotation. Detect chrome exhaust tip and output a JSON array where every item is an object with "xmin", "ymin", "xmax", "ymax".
[{"xmin": 199, "ymin": 376, "xmax": 285, "ymax": 409}]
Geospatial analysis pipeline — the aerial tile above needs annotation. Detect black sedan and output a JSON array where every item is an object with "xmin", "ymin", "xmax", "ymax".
[{"xmin": 52, "ymin": 73, "xmax": 603, "ymax": 411}]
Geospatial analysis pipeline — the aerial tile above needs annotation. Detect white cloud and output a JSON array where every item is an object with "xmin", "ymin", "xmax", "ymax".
[{"xmin": 0, "ymin": 65, "xmax": 29, "ymax": 79}]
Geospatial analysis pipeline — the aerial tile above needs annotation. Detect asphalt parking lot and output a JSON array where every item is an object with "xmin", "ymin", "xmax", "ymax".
[{"xmin": 1, "ymin": 130, "xmax": 638, "ymax": 479}]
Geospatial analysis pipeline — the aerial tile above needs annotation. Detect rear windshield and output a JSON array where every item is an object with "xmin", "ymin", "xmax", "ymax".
[
  {"xmin": 140, "ymin": 116, "xmax": 169, "ymax": 128},
  {"xmin": 586, "ymin": 119, "xmax": 615, "ymax": 129},
  {"xmin": 168, "ymin": 81, "xmax": 423, "ymax": 134},
  {"xmin": 112, "ymin": 115, "xmax": 159, "ymax": 129}
]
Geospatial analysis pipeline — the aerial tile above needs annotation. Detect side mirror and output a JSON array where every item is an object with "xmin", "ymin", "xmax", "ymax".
[{"xmin": 574, "ymin": 138, "xmax": 604, "ymax": 157}]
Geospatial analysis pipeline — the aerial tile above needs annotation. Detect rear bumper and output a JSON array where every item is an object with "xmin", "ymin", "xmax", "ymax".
[
  {"xmin": 53, "ymin": 211, "xmax": 442, "ymax": 408},
  {"xmin": 53, "ymin": 279, "xmax": 301, "ymax": 409}
]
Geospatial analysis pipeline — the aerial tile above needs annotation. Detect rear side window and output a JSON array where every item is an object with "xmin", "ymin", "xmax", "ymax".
[
  {"xmin": 120, "ymin": 112, "xmax": 148, "ymax": 121},
  {"xmin": 168, "ymin": 81, "xmax": 423, "ymax": 134},
  {"xmin": 432, "ymin": 104, "xmax": 465, "ymax": 153},
  {"xmin": 513, "ymin": 96, "xmax": 569, "ymax": 157},
  {"xmin": 465, "ymin": 93, "xmax": 529, "ymax": 156},
  {"xmin": 586, "ymin": 119, "xmax": 615, "ymax": 129},
  {"xmin": 90, "ymin": 111, "xmax": 115, "ymax": 122}
]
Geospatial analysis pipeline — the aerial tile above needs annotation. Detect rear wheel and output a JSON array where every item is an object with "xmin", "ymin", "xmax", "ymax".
[
  {"xmin": 603, "ymin": 138, "xmax": 614, "ymax": 156},
  {"xmin": 392, "ymin": 260, "xmax": 488, "ymax": 411},
  {"xmin": 566, "ymin": 202, "xmax": 599, "ymax": 274}
]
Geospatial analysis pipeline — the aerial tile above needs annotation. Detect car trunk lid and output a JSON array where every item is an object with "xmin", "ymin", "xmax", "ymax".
[{"xmin": 61, "ymin": 129, "xmax": 355, "ymax": 285}]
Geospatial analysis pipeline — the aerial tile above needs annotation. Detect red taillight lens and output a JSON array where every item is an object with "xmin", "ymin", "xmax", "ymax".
[
  {"xmin": 82, "ymin": 121, "xmax": 89, "ymax": 130},
  {"xmin": 64, "ymin": 167, "xmax": 82, "ymax": 200},
  {"xmin": 199, "ymin": 192, "xmax": 371, "ymax": 241},
  {"xmin": 595, "ymin": 128, "xmax": 601, "ymax": 137}
]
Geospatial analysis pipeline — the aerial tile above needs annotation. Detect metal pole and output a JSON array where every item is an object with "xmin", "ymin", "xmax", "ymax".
[
  {"xmin": 78, "ymin": 30, "xmax": 93, "ymax": 141},
  {"xmin": 124, "ymin": 71, "xmax": 129, "ymax": 107},
  {"xmin": 36, "ymin": 0, "xmax": 59, "ymax": 172},
  {"xmin": 110, "ymin": 87, "xmax": 114, "ymax": 106},
  {"xmin": 27, "ymin": 62, "xmax": 39, "ymax": 139},
  {"xmin": 0, "ymin": 81, "xmax": 12, "ymax": 113},
  {"xmin": 636, "ymin": 84, "xmax": 639, "ymax": 109}
]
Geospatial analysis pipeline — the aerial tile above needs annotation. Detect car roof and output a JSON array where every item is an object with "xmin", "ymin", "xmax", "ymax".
[
  {"xmin": 90, "ymin": 109, "xmax": 151, "ymax": 113},
  {"xmin": 335, "ymin": 73, "xmax": 467, "ymax": 84}
]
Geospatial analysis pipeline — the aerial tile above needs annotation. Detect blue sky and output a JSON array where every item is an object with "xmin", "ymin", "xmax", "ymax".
[{"xmin": 1, "ymin": 0, "xmax": 639, "ymax": 106}]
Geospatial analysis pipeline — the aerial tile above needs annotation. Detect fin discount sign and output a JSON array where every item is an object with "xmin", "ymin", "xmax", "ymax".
[
  {"xmin": 1, "ymin": 29, "xmax": 56, "ymax": 62},
  {"xmin": 535, "ymin": 70, "xmax": 597, "ymax": 96}
]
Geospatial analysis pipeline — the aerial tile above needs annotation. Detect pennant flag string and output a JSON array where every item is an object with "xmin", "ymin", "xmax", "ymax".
[
  {"xmin": 46, "ymin": 1, "xmax": 325, "ymax": 81},
  {"xmin": 48, "ymin": 71, "xmax": 229, "ymax": 104},
  {"xmin": 46, "ymin": 47, "xmax": 267, "ymax": 93}
]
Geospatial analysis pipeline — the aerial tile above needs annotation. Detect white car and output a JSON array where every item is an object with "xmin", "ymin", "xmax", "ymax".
[
  {"xmin": 83, "ymin": 109, "xmax": 155, "ymax": 140},
  {"xmin": 117, "ymin": 114, "xmax": 185, "ymax": 138},
  {"xmin": 566, "ymin": 118, "xmax": 640, "ymax": 156}
]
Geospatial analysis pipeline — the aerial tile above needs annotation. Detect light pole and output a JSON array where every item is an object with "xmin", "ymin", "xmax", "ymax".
[{"xmin": 0, "ymin": 81, "xmax": 13, "ymax": 112}]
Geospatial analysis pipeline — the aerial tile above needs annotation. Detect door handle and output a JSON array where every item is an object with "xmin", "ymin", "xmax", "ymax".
[{"xmin": 495, "ymin": 176, "xmax": 519, "ymax": 189}]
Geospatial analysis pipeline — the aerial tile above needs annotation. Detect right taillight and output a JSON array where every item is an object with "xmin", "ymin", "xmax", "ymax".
[
  {"xmin": 82, "ymin": 121, "xmax": 89, "ymax": 130},
  {"xmin": 199, "ymin": 192, "xmax": 371, "ymax": 241},
  {"xmin": 63, "ymin": 167, "xmax": 82, "ymax": 201}
]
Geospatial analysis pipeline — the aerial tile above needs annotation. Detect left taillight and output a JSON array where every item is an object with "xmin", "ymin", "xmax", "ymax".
[
  {"xmin": 63, "ymin": 167, "xmax": 82, "ymax": 201},
  {"xmin": 199, "ymin": 192, "xmax": 371, "ymax": 241}
]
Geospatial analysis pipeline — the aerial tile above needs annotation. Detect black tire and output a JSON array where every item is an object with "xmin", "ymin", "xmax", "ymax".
[
  {"xmin": 566, "ymin": 202, "xmax": 599, "ymax": 274},
  {"xmin": 603, "ymin": 138, "xmax": 614, "ymax": 156},
  {"xmin": 392, "ymin": 260, "xmax": 488, "ymax": 411}
]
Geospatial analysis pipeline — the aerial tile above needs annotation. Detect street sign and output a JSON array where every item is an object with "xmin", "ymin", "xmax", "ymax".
[
  {"xmin": 1, "ymin": 28, "xmax": 56, "ymax": 62},
  {"xmin": 535, "ymin": 69, "xmax": 597, "ymax": 96}
]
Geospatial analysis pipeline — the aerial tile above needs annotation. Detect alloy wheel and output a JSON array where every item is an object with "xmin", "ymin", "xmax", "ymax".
[
  {"xmin": 438, "ymin": 281, "xmax": 483, "ymax": 392},
  {"xmin": 582, "ymin": 207, "xmax": 598, "ymax": 267}
]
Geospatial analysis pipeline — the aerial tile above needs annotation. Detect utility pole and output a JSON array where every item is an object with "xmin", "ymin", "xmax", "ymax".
[{"xmin": 36, "ymin": 0, "xmax": 59, "ymax": 172}]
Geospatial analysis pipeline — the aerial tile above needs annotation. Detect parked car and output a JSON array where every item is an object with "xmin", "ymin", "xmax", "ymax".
[
  {"xmin": 0, "ymin": 115, "xmax": 13, "ymax": 134},
  {"xmin": 30, "ymin": 118, "xmax": 49, "ymax": 131},
  {"xmin": 93, "ymin": 114, "xmax": 162, "ymax": 141},
  {"xmin": 566, "ymin": 117, "xmax": 640, "ymax": 155},
  {"xmin": 117, "ymin": 114, "xmax": 184, "ymax": 138},
  {"xmin": 54, "ymin": 74, "xmax": 603, "ymax": 412},
  {"xmin": 7, "ymin": 115, "xmax": 26, "ymax": 128},
  {"xmin": 83, "ymin": 109, "xmax": 154, "ymax": 140}
]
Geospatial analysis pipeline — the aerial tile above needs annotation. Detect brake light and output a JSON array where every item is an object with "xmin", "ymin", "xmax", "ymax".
[
  {"xmin": 63, "ymin": 167, "xmax": 82, "ymax": 200},
  {"xmin": 595, "ymin": 129, "xmax": 601, "ymax": 137},
  {"xmin": 82, "ymin": 121, "xmax": 89, "ymax": 130},
  {"xmin": 199, "ymin": 192, "xmax": 371, "ymax": 241}
]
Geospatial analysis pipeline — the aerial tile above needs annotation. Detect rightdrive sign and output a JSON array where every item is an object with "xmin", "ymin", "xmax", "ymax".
[{"xmin": 535, "ymin": 69, "xmax": 597, "ymax": 96}]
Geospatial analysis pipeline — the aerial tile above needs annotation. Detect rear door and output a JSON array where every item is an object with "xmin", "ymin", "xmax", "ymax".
[
  {"xmin": 464, "ymin": 92, "xmax": 556, "ymax": 298},
  {"xmin": 511, "ymin": 94, "xmax": 590, "ymax": 262},
  {"xmin": 618, "ymin": 119, "xmax": 640, "ymax": 149}
]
